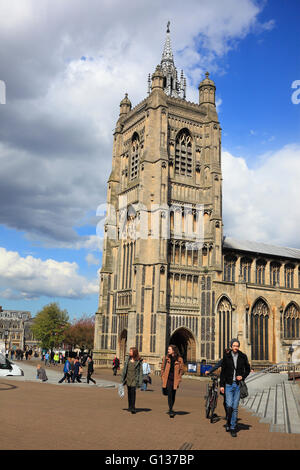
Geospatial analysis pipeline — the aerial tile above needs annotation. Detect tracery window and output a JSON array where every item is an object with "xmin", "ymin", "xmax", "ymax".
[
  {"xmin": 251, "ymin": 299, "xmax": 269, "ymax": 361},
  {"xmin": 217, "ymin": 297, "xmax": 232, "ymax": 357},
  {"xmin": 256, "ymin": 259, "xmax": 266, "ymax": 285},
  {"xmin": 285, "ymin": 264, "xmax": 294, "ymax": 289},
  {"xmin": 130, "ymin": 134, "xmax": 140, "ymax": 180},
  {"xmin": 240, "ymin": 257, "xmax": 252, "ymax": 283},
  {"xmin": 223, "ymin": 255, "xmax": 236, "ymax": 282},
  {"xmin": 283, "ymin": 303, "xmax": 300, "ymax": 339},
  {"xmin": 270, "ymin": 262, "xmax": 281, "ymax": 286},
  {"xmin": 175, "ymin": 130, "xmax": 192, "ymax": 177}
]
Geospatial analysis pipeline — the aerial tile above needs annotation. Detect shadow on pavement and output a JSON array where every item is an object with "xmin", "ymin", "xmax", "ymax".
[
  {"xmin": 0, "ymin": 382, "xmax": 18, "ymax": 391},
  {"xmin": 237, "ymin": 422, "xmax": 252, "ymax": 432}
]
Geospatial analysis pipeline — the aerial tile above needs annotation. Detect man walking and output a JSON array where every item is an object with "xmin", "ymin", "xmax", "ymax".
[
  {"xmin": 72, "ymin": 357, "xmax": 82, "ymax": 383},
  {"xmin": 141, "ymin": 359, "xmax": 151, "ymax": 391},
  {"xmin": 44, "ymin": 351, "xmax": 50, "ymax": 367},
  {"xmin": 58, "ymin": 356, "xmax": 72, "ymax": 383},
  {"xmin": 86, "ymin": 356, "xmax": 96, "ymax": 385},
  {"xmin": 220, "ymin": 339, "xmax": 250, "ymax": 437},
  {"xmin": 112, "ymin": 356, "xmax": 120, "ymax": 376}
]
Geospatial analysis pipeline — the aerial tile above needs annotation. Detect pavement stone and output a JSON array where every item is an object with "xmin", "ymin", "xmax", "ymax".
[{"xmin": 1, "ymin": 361, "xmax": 300, "ymax": 450}]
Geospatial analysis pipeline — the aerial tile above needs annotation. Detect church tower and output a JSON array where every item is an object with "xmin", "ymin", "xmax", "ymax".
[{"xmin": 94, "ymin": 24, "xmax": 223, "ymax": 368}]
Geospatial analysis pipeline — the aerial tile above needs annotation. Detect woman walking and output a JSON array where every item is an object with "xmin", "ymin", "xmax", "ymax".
[
  {"xmin": 121, "ymin": 347, "xmax": 143, "ymax": 414},
  {"xmin": 161, "ymin": 345, "xmax": 184, "ymax": 418}
]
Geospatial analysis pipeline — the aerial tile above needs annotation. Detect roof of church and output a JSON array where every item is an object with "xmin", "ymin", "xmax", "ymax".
[{"xmin": 223, "ymin": 236, "xmax": 300, "ymax": 261}]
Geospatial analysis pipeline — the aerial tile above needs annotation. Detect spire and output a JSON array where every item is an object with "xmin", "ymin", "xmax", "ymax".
[
  {"xmin": 161, "ymin": 21, "xmax": 174, "ymax": 64},
  {"xmin": 148, "ymin": 22, "xmax": 186, "ymax": 99}
]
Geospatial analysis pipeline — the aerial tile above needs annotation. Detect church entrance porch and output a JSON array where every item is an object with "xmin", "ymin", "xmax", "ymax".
[{"xmin": 169, "ymin": 327, "xmax": 196, "ymax": 364}]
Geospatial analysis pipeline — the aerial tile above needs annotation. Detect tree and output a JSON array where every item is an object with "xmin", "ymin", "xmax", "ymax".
[
  {"xmin": 31, "ymin": 303, "xmax": 70, "ymax": 350},
  {"xmin": 64, "ymin": 315, "xmax": 95, "ymax": 353}
]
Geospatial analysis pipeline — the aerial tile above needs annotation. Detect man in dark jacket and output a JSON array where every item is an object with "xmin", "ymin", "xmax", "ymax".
[
  {"xmin": 87, "ymin": 356, "xmax": 96, "ymax": 385},
  {"xmin": 72, "ymin": 357, "xmax": 82, "ymax": 383},
  {"xmin": 220, "ymin": 339, "xmax": 250, "ymax": 437}
]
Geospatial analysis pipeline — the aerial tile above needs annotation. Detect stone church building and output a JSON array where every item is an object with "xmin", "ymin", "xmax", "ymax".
[{"xmin": 93, "ymin": 26, "xmax": 300, "ymax": 371}]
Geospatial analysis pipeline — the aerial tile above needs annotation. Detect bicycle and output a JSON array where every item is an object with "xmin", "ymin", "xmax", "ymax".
[{"xmin": 205, "ymin": 374, "xmax": 219, "ymax": 423}]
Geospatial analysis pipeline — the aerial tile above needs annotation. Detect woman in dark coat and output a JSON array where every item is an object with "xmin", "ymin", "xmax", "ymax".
[
  {"xmin": 161, "ymin": 345, "xmax": 184, "ymax": 418},
  {"xmin": 121, "ymin": 347, "xmax": 143, "ymax": 414}
]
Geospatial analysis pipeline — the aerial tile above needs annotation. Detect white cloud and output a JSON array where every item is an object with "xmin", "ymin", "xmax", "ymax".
[
  {"xmin": 222, "ymin": 144, "xmax": 300, "ymax": 249},
  {"xmin": 0, "ymin": 0, "xmax": 274, "ymax": 249},
  {"xmin": 0, "ymin": 247, "xmax": 99, "ymax": 300},
  {"xmin": 85, "ymin": 253, "xmax": 99, "ymax": 266}
]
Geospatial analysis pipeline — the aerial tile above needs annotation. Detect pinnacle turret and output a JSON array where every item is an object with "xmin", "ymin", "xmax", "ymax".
[{"xmin": 148, "ymin": 22, "xmax": 186, "ymax": 99}]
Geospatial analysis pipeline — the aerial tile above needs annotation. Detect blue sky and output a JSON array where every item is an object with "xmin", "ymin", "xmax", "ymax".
[{"xmin": 0, "ymin": 0, "xmax": 299, "ymax": 319}]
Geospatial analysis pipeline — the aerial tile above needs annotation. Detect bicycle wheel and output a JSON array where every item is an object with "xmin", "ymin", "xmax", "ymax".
[
  {"xmin": 210, "ymin": 393, "xmax": 218, "ymax": 423},
  {"xmin": 205, "ymin": 385, "xmax": 211, "ymax": 419}
]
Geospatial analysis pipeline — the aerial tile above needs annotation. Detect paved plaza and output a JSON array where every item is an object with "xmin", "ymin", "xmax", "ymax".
[{"xmin": 1, "ymin": 359, "xmax": 300, "ymax": 451}]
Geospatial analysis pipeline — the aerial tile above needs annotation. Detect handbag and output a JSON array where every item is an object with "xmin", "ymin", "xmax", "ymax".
[
  {"xmin": 118, "ymin": 384, "xmax": 125, "ymax": 399},
  {"xmin": 239, "ymin": 380, "xmax": 248, "ymax": 399},
  {"xmin": 161, "ymin": 356, "xmax": 168, "ymax": 395}
]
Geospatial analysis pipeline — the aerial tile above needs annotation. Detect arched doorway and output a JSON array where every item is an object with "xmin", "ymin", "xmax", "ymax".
[
  {"xmin": 169, "ymin": 327, "xmax": 196, "ymax": 363},
  {"xmin": 119, "ymin": 329, "xmax": 127, "ymax": 364},
  {"xmin": 251, "ymin": 299, "xmax": 269, "ymax": 361}
]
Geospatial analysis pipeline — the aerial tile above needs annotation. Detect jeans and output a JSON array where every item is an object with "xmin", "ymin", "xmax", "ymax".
[
  {"xmin": 225, "ymin": 382, "xmax": 240, "ymax": 430},
  {"xmin": 141, "ymin": 375, "xmax": 148, "ymax": 391}
]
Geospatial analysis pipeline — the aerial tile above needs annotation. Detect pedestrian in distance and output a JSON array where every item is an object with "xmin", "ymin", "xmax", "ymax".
[
  {"xmin": 220, "ymin": 339, "xmax": 250, "ymax": 438},
  {"xmin": 44, "ymin": 351, "xmax": 50, "ymax": 367},
  {"xmin": 58, "ymin": 357, "xmax": 72, "ymax": 383},
  {"xmin": 121, "ymin": 347, "xmax": 143, "ymax": 414},
  {"xmin": 161, "ymin": 344, "xmax": 184, "ymax": 418},
  {"xmin": 36, "ymin": 363, "xmax": 48, "ymax": 382},
  {"xmin": 112, "ymin": 356, "xmax": 120, "ymax": 376},
  {"xmin": 54, "ymin": 352, "xmax": 59, "ymax": 366},
  {"xmin": 72, "ymin": 357, "xmax": 82, "ymax": 383},
  {"xmin": 87, "ymin": 356, "xmax": 96, "ymax": 385},
  {"xmin": 50, "ymin": 350, "xmax": 55, "ymax": 365},
  {"xmin": 141, "ymin": 359, "xmax": 151, "ymax": 391}
]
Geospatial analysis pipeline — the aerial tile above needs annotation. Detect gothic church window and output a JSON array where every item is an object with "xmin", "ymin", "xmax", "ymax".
[
  {"xmin": 217, "ymin": 297, "xmax": 232, "ymax": 357},
  {"xmin": 175, "ymin": 130, "xmax": 192, "ymax": 177},
  {"xmin": 256, "ymin": 259, "xmax": 266, "ymax": 285},
  {"xmin": 240, "ymin": 257, "xmax": 252, "ymax": 282},
  {"xmin": 130, "ymin": 133, "xmax": 140, "ymax": 180},
  {"xmin": 285, "ymin": 264, "xmax": 294, "ymax": 289},
  {"xmin": 270, "ymin": 262, "xmax": 281, "ymax": 286},
  {"xmin": 223, "ymin": 255, "xmax": 236, "ymax": 282},
  {"xmin": 283, "ymin": 303, "xmax": 300, "ymax": 339},
  {"xmin": 251, "ymin": 299, "xmax": 269, "ymax": 361}
]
